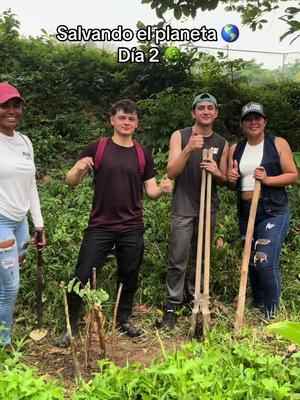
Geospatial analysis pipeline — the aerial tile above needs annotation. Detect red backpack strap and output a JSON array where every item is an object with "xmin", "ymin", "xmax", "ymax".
[
  {"xmin": 94, "ymin": 138, "xmax": 109, "ymax": 170},
  {"xmin": 133, "ymin": 140, "xmax": 146, "ymax": 176}
]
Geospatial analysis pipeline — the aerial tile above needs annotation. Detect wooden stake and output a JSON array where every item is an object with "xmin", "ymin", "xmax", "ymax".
[
  {"xmin": 112, "ymin": 283, "xmax": 123, "ymax": 358},
  {"xmin": 90, "ymin": 267, "xmax": 97, "ymax": 347},
  {"xmin": 61, "ymin": 281, "xmax": 81, "ymax": 379},
  {"xmin": 84, "ymin": 312, "xmax": 92, "ymax": 368},
  {"xmin": 95, "ymin": 304, "xmax": 106, "ymax": 357},
  {"xmin": 84, "ymin": 267, "xmax": 97, "ymax": 367},
  {"xmin": 92, "ymin": 267, "xmax": 106, "ymax": 357}
]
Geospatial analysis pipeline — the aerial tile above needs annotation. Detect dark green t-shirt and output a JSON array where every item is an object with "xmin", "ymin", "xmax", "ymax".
[
  {"xmin": 79, "ymin": 138, "xmax": 157, "ymax": 230},
  {"xmin": 171, "ymin": 128, "xmax": 226, "ymax": 216}
]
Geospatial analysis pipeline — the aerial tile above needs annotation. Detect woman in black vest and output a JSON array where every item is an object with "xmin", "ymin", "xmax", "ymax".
[{"xmin": 227, "ymin": 102, "xmax": 298, "ymax": 319}]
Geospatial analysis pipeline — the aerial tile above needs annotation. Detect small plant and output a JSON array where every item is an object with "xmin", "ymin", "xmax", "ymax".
[
  {"xmin": 0, "ymin": 352, "xmax": 65, "ymax": 400},
  {"xmin": 67, "ymin": 275, "xmax": 109, "ymax": 365},
  {"xmin": 67, "ymin": 278, "xmax": 109, "ymax": 310}
]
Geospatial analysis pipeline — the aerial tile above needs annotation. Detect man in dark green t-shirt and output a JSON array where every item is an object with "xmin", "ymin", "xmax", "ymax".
[
  {"xmin": 162, "ymin": 93, "xmax": 228, "ymax": 329},
  {"xmin": 57, "ymin": 99, "xmax": 172, "ymax": 347}
]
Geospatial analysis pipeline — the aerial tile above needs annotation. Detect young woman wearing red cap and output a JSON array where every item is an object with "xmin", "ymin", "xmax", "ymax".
[
  {"xmin": 227, "ymin": 102, "xmax": 298, "ymax": 320},
  {"xmin": 0, "ymin": 82, "xmax": 46, "ymax": 346}
]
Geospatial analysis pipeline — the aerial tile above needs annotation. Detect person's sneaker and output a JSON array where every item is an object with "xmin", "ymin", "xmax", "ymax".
[
  {"xmin": 117, "ymin": 321, "xmax": 144, "ymax": 337},
  {"xmin": 56, "ymin": 330, "xmax": 71, "ymax": 348},
  {"xmin": 161, "ymin": 310, "xmax": 176, "ymax": 330},
  {"xmin": 264, "ymin": 311, "xmax": 277, "ymax": 322}
]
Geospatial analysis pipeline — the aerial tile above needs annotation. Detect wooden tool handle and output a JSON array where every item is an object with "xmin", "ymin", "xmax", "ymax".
[
  {"xmin": 203, "ymin": 148, "xmax": 213, "ymax": 296},
  {"xmin": 194, "ymin": 149, "xmax": 208, "ymax": 295},
  {"xmin": 235, "ymin": 179, "xmax": 261, "ymax": 332}
]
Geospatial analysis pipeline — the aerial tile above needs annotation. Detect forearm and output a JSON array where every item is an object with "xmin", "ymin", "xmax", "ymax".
[
  {"xmin": 264, "ymin": 172, "xmax": 298, "ymax": 187},
  {"xmin": 146, "ymin": 186, "xmax": 164, "ymax": 200},
  {"xmin": 167, "ymin": 147, "xmax": 191, "ymax": 178},
  {"xmin": 29, "ymin": 179, "xmax": 44, "ymax": 228},
  {"xmin": 213, "ymin": 169, "xmax": 227, "ymax": 186},
  {"xmin": 65, "ymin": 166, "xmax": 86, "ymax": 186},
  {"xmin": 145, "ymin": 175, "xmax": 173, "ymax": 200}
]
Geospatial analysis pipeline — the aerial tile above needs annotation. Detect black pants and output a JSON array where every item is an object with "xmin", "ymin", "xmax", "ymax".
[{"xmin": 68, "ymin": 227, "xmax": 144, "ymax": 323}]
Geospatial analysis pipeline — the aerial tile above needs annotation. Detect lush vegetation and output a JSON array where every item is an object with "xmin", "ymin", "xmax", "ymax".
[
  {"xmin": 0, "ymin": 350, "xmax": 64, "ymax": 399},
  {"xmin": 1, "ymin": 328, "xmax": 300, "ymax": 399},
  {"xmin": 0, "ymin": 9, "xmax": 299, "ymax": 400},
  {"xmin": 73, "ymin": 331, "xmax": 300, "ymax": 400}
]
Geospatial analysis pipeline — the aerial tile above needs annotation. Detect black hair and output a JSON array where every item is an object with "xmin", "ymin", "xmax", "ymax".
[{"xmin": 110, "ymin": 99, "xmax": 141, "ymax": 119}]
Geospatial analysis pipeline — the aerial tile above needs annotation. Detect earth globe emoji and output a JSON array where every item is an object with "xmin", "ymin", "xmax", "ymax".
[{"xmin": 221, "ymin": 24, "xmax": 239, "ymax": 43}]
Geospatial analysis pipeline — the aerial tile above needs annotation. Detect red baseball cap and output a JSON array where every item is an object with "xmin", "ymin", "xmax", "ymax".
[{"xmin": 0, "ymin": 83, "xmax": 24, "ymax": 105}]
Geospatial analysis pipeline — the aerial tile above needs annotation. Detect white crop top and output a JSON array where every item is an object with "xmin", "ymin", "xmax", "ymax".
[{"xmin": 240, "ymin": 141, "xmax": 264, "ymax": 191}]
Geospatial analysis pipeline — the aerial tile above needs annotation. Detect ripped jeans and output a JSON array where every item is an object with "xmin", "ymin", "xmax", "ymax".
[
  {"xmin": 239, "ymin": 201, "xmax": 290, "ymax": 319},
  {"xmin": 0, "ymin": 214, "xmax": 29, "ymax": 344}
]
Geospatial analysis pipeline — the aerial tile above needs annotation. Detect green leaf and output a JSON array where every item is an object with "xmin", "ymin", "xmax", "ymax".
[
  {"xmin": 174, "ymin": 5, "xmax": 182, "ymax": 19},
  {"xmin": 280, "ymin": 30, "xmax": 292, "ymax": 41},
  {"xmin": 182, "ymin": 5, "xmax": 191, "ymax": 17},
  {"xmin": 266, "ymin": 321, "xmax": 300, "ymax": 345},
  {"xmin": 262, "ymin": 377, "xmax": 278, "ymax": 391},
  {"xmin": 73, "ymin": 281, "xmax": 81, "ymax": 295},
  {"xmin": 67, "ymin": 278, "xmax": 76, "ymax": 293},
  {"xmin": 285, "ymin": 7, "xmax": 300, "ymax": 15}
]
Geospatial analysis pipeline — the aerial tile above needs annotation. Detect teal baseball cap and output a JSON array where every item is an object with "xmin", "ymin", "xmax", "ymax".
[{"xmin": 192, "ymin": 93, "xmax": 217, "ymax": 108}]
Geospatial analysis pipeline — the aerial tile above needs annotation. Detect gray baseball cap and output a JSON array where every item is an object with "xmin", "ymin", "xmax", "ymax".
[{"xmin": 241, "ymin": 102, "xmax": 266, "ymax": 120}]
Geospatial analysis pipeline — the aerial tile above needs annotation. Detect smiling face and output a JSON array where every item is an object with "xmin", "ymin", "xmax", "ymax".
[
  {"xmin": 0, "ymin": 98, "xmax": 23, "ymax": 135},
  {"xmin": 241, "ymin": 113, "xmax": 266, "ymax": 141},
  {"xmin": 192, "ymin": 101, "xmax": 218, "ymax": 127},
  {"xmin": 110, "ymin": 109, "xmax": 139, "ymax": 137}
]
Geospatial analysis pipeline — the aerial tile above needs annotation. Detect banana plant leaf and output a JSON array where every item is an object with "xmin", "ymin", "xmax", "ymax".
[{"xmin": 266, "ymin": 321, "xmax": 300, "ymax": 345}]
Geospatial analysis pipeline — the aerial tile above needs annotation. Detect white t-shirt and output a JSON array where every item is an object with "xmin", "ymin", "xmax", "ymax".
[{"xmin": 0, "ymin": 130, "xmax": 43, "ymax": 227}]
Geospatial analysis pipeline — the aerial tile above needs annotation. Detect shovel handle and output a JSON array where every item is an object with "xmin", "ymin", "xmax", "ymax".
[
  {"xmin": 36, "ymin": 230, "xmax": 43, "ymax": 328},
  {"xmin": 194, "ymin": 167, "xmax": 206, "ymax": 295},
  {"xmin": 235, "ymin": 179, "xmax": 261, "ymax": 332}
]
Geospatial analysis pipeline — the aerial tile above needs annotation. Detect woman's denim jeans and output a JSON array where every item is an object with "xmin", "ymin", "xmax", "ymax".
[
  {"xmin": 239, "ymin": 201, "xmax": 290, "ymax": 319},
  {"xmin": 0, "ymin": 214, "xmax": 29, "ymax": 344}
]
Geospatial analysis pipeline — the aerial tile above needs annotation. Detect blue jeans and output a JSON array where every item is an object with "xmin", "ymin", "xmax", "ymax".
[
  {"xmin": 0, "ymin": 214, "xmax": 29, "ymax": 344},
  {"xmin": 239, "ymin": 201, "xmax": 290, "ymax": 318}
]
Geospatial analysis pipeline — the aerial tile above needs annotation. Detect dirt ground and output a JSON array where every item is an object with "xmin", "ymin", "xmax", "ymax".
[
  {"xmin": 21, "ymin": 300, "xmax": 254, "ymax": 396},
  {"xmin": 23, "ymin": 305, "xmax": 190, "ymax": 393}
]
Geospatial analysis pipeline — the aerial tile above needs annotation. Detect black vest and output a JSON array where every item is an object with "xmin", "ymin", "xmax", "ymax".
[
  {"xmin": 233, "ymin": 134, "xmax": 288, "ymax": 216},
  {"xmin": 171, "ymin": 127, "xmax": 226, "ymax": 216}
]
